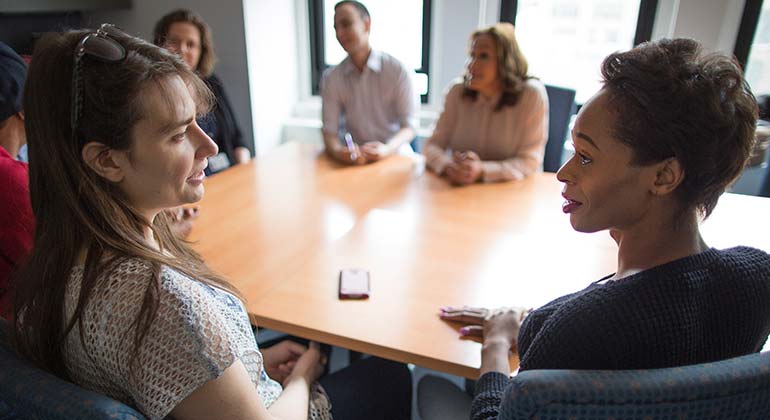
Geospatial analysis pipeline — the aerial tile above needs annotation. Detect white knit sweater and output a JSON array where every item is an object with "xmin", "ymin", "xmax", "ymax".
[{"xmin": 62, "ymin": 258, "xmax": 331, "ymax": 420}]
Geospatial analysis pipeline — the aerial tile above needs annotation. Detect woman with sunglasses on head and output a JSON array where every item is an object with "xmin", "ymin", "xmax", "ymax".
[
  {"xmin": 434, "ymin": 39, "xmax": 770, "ymax": 420},
  {"xmin": 154, "ymin": 9, "xmax": 250, "ymax": 175},
  {"xmin": 12, "ymin": 26, "xmax": 411, "ymax": 420},
  {"xmin": 423, "ymin": 23, "xmax": 548, "ymax": 186}
]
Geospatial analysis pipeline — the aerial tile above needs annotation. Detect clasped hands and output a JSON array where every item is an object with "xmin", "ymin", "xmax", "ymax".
[
  {"xmin": 439, "ymin": 305, "xmax": 530, "ymax": 349},
  {"xmin": 336, "ymin": 141, "xmax": 389, "ymax": 165},
  {"xmin": 444, "ymin": 151, "xmax": 483, "ymax": 186},
  {"xmin": 260, "ymin": 340, "xmax": 328, "ymax": 386}
]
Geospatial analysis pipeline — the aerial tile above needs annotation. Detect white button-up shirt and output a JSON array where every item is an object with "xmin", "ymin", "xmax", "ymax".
[{"xmin": 321, "ymin": 50, "xmax": 419, "ymax": 146}]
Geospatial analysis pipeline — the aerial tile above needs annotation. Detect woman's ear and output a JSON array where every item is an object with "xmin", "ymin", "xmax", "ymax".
[
  {"xmin": 651, "ymin": 157, "xmax": 684, "ymax": 196},
  {"xmin": 81, "ymin": 142, "xmax": 126, "ymax": 183}
]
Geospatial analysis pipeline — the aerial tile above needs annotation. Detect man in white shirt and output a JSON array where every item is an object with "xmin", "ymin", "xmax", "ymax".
[{"xmin": 321, "ymin": 0, "xmax": 419, "ymax": 165}]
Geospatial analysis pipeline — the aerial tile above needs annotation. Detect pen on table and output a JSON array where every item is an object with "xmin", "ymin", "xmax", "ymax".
[{"xmin": 344, "ymin": 132, "xmax": 357, "ymax": 160}]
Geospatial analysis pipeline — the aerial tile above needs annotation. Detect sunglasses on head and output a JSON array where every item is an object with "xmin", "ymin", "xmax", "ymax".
[{"xmin": 71, "ymin": 23, "xmax": 128, "ymax": 141}]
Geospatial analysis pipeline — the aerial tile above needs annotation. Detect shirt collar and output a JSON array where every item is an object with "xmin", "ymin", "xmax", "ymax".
[{"xmin": 342, "ymin": 49, "xmax": 382, "ymax": 74}]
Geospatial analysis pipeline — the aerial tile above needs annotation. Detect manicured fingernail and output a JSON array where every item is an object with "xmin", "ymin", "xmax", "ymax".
[
  {"xmin": 440, "ymin": 306, "xmax": 451, "ymax": 311},
  {"xmin": 459, "ymin": 327, "xmax": 469, "ymax": 335}
]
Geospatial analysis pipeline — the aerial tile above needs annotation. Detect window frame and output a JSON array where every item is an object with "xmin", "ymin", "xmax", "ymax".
[
  {"xmin": 734, "ymin": 0, "xmax": 764, "ymax": 69},
  {"xmin": 307, "ymin": 0, "xmax": 433, "ymax": 103}
]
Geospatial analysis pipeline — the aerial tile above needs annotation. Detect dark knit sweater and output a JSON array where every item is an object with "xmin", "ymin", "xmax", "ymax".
[{"xmin": 471, "ymin": 246, "xmax": 770, "ymax": 420}]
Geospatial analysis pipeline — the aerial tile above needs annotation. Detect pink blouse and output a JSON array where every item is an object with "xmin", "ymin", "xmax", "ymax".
[{"xmin": 424, "ymin": 79, "xmax": 549, "ymax": 182}]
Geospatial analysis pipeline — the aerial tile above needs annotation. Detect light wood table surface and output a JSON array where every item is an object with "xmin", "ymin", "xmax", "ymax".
[{"xmin": 190, "ymin": 142, "xmax": 770, "ymax": 379}]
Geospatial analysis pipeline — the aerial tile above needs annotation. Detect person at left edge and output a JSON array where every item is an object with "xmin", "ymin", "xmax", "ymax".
[{"xmin": 0, "ymin": 41, "xmax": 33, "ymax": 320}]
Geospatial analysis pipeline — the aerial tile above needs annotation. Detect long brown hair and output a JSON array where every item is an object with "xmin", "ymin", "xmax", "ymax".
[
  {"xmin": 153, "ymin": 9, "xmax": 218, "ymax": 77},
  {"xmin": 462, "ymin": 22, "xmax": 532, "ymax": 110},
  {"xmin": 12, "ymin": 28, "xmax": 239, "ymax": 380}
]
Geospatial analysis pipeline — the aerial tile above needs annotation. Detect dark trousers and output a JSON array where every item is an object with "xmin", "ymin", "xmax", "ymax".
[{"xmin": 319, "ymin": 356, "xmax": 412, "ymax": 420}]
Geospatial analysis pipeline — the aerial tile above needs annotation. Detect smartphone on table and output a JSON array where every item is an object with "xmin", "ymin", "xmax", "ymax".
[{"xmin": 338, "ymin": 268, "xmax": 370, "ymax": 299}]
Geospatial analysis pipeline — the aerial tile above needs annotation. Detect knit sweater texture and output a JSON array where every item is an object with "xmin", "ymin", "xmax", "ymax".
[{"xmin": 471, "ymin": 246, "xmax": 770, "ymax": 420}]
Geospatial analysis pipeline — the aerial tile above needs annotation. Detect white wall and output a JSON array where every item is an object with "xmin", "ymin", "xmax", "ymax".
[{"xmin": 84, "ymin": 0, "xmax": 255, "ymax": 154}]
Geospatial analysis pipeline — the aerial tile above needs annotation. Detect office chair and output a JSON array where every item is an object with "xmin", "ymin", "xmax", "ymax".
[
  {"xmin": 543, "ymin": 84, "xmax": 577, "ymax": 173},
  {"xmin": 498, "ymin": 351, "xmax": 770, "ymax": 419},
  {"xmin": 760, "ymin": 137, "xmax": 770, "ymax": 197},
  {"xmin": 0, "ymin": 319, "xmax": 146, "ymax": 420},
  {"xmin": 756, "ymin": 121, "xmax": 770, "ymax": 197},
  {"xmin": 760, "ymin": 170, "xmax": 770, "ymax": 197}
]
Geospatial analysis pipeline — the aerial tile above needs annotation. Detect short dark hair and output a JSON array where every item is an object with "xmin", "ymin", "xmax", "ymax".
[
  {"xmin": 153, "ymin": 9, "xmax": 218, "ymax": 77},
  {"xmin": 600, "ymin": 38, "xmax": 757, "ymax": 219},
  {"xmin": 334, "ymin": 1, "xmax": 370, "ymax": 20}
]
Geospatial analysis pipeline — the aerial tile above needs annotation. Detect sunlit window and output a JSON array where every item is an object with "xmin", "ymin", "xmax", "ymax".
[
  {"xmin": 313, "ymin": 0, "xmax": 430, "ymax": 97},
  {"xmin": 514, "ymin": 0, "xmax": 643, "ymax": 103},
  {"xmin": 745, "ymin": 1, "xmax": 770, "ymax": 97}
]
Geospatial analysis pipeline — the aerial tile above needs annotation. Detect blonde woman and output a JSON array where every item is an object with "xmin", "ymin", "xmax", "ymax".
[{"xmin": 424, "ymin": 23, "xmax": 548, "ymax": 185}]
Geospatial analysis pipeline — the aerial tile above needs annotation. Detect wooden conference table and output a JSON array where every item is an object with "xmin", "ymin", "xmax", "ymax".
[{"xmin": 190, "ymin": 142, "xmax": 770, "ymax": 379}]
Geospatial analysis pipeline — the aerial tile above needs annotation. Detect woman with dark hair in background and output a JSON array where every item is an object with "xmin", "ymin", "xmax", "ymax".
[
  {"xmin": 423, "ymin": 23, "xmax": 548, "ymax": 185},
  {"xmin": 154, "ymin": 9, "xmax": 250, "ymax": 174},
  {"xmin": 13, "ymin": 25, "xmax": 411, "ymax": 420},
  {"xmin": 431, "ymin": 38, "xmax": 770, "ymax": 420}
]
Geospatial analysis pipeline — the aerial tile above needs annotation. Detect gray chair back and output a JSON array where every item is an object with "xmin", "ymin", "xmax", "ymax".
[
  {"xmin": 499, "ymin": 351, "xmax": 770, "ymax": 419},
  {"xmin": 0, "ymin": 319, "xmax": 146, "ymax": 420}
]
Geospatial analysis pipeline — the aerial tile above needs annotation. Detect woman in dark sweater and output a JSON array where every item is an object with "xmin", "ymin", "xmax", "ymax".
[
  {"xmin": 154, "ymin": 9, "xmax": 250, "ymax": 174},
  {"xmin": 437, "ymin": 38, "xmax": 770, "ymax": 420}
]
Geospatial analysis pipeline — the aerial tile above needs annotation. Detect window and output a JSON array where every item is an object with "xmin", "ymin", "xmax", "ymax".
[
  {"xmin": 736, "ymin": 0, "xmax": 770, "ymax": 97},
  {"xmin": 308, "ymin": 0, "xmax": 432, "ymax": 102},
  {"xmin": 500, "ymin": 0, "xmax": 657, "ymax": 103}
]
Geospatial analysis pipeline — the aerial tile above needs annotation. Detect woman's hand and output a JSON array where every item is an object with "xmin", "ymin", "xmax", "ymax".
[
  {"xmin": 440, "ymin": 305, "xmax": 529, "ymax": 348},
  {"xmin": 283, "ymin": 341, "xmax": 326, "ymax": 386},
  {"xmin": 260, "ymin": 340, "xmax": 308, "ymax": 384},
  {"xmin": 481, "ymin": 307, "xmax": 527, "ymax": 347},
  {"xmin": 441, "ymin": 305, "xmax": 530, "ymax": 376},
  {"xmin": 444, "ymin": 162, "xmax": 464, "ymax": 185},
  {"xmin": 445, "ymin": 151, "xmax": 483, "ymax": 185},
  {"xmin": 439, "ymin": 305, "xmax": 488, "ymax": 331},
  {"xmin": 456, "ymin": 151, "xmax": 483, "ymax": 183}
]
